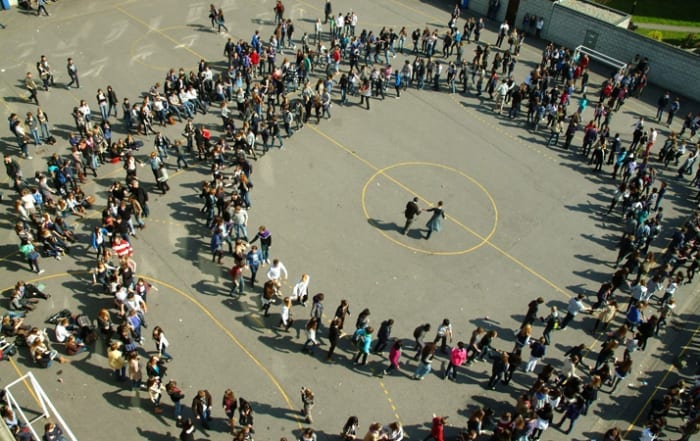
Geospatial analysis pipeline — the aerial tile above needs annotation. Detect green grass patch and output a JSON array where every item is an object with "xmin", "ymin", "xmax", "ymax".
[
  {"xmin": 593, "ymin": 0, "xmax": 700, "ymax": 25},
  {"xmin": 635, "ymin": 28, "xmax": 700, "ymax": 47}
]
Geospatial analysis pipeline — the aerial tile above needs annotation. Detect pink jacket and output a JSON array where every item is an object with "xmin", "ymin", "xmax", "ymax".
[
  {"xmin": 450, "ymin": 347, "xmax": 467, "ymax": 366},
  {"xmin": 389, "ymin": 347, "xmax": 401, "ymax": 367}
]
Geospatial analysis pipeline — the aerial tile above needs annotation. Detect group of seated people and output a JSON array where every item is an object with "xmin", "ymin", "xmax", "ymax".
[{"xmin": 3, "ymin": 279, "xmax": 91, "ymax": 369}]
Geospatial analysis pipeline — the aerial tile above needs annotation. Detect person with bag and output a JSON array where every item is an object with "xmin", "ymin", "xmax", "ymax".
[{"xmin": 352, "ymin": 326, "xmax": 373, "ymax": 366}]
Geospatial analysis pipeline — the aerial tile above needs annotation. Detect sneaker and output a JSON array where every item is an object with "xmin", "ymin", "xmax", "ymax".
[
  {"xmin": 25, "ymin": 156, "xmax": 33, "ymax": 160},
  {"xmin": 37, "ymin": 269, "xmax": 45, "ymax": 274},
  {"xmin": 54, "ymin": 255, "xmax": 61, "ymax": 261}
]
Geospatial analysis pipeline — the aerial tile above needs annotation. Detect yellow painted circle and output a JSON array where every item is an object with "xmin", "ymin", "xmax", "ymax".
[{"xmin": 361, "ymin": 162, "xmax": 498, "ymax": 255}]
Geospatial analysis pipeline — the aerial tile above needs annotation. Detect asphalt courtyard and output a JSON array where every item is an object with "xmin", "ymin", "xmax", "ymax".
[{"xmin": 0, "ymin": 1, "xmax": 698, "ymax": 440}]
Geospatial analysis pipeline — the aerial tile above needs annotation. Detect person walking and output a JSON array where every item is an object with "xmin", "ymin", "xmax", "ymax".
[
  {"xmin": 541, "ymin": 306, "xmax": 560, "ymax": 345},
  {"xmin": 25, "ymin": 73, "xmax": 40, "ymax": 106},
  {"xmin": 36, "ymin": 0, "xmax": 50, "ymax": 16},
  {"xmin": 372, "ymin": 319, "xmax": 393, "ymax": 354},
  {"xmin": 380, "ymin": 340, "xmax": 403, "ymax": 377},
  {"xmin": 326, "ymin": 317, "xmax": 340, "ymax": 361},
  {"xmin": 166, "ymin": 380, "xmax": 185, "ymax": 426},
  {"xmin": 556, "ymin": 397, "xmax": 584, "ymax": 434},
  {"xmin": 66, "ymin": 58, "xmax": 79, "ymax": 89},
  {"xmin": 413, "ymin": 342, "xmax": 436, "ymax": 380},
  {"xmin": 443, "ymin": 341, "xmax": 467, "ymax": 381},
  {"xmin": 402, "ymin": 197, "xmax": 421, "ymax": 235},
  {"xmin": 352, "ymin": 326, "xmax": 373, "ymax": 366},
  {"xmin": 559, "ymin": 294, "xmax": 590, "ymax": 330},
  {"xmin": 191, "ymin": 390, "xmax": 213, "ymax": 429},
  {"xmin": 425, "ymin": 201, "xmax": 445, "ymax": 239},
  {"xmin": 433, "ymin": 318, "xmax": 453, "ymax": 354}
]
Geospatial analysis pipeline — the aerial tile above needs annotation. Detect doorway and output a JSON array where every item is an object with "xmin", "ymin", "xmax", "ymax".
[{"xmin": 505, "ymin": 0, "xmax": 520, "ymax": 26}]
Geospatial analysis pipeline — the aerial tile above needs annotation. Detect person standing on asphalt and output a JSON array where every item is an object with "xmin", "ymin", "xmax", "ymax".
[
  {"xmin": 66, "ymin": 58, "xmax": 79, "ymax": 89},
  {"xmin": 326, "ymin": 317, "xmax": 340, "ymax": 361},
  {"xmin": 425, "ymin": 201, "xmax": 445, "ymax": 239},
  {"xmin": 423, "ymin": 415, "xmax": 448, "ymax": 441},
  {"xmin": 522, "ymin": 297, "xmax": 544, "ymax": 328},
  {"xmin": 402, "ymin": 197, "xmax": 421, "ymax": 235},
  {"xmin": 412, "ymin": 323, "xmax": 431, "ymax": 360},
  {"xmin": 487, "ymin": 351, "xmax": 510, "ymax": 390}
]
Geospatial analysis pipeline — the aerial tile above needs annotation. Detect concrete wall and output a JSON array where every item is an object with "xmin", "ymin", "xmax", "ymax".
[
  {"xmin": 550, "ymin": 2, "xmax": 700, "ymax": 99},
  {"xmin": 508, "ymin": 0, "xmax": 700, "ymax": 100}
]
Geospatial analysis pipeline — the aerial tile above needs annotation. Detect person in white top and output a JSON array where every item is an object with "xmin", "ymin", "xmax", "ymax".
[
  {"xmin": 280, "ymin": 297, "xmax": 293, "ymax": 330},
  {"xmin": 292, "ymin": 273, "xmax": 310, "ymax": 306},
  {"xmin": 266, "ymin": 259, "xmax": 288, "ymax": 291},
  {"xmin": 55, "ymin": 317, "xmax": 76, "ymax": 343},
  {"xmin": 335, "ymin": 14, "xmax": 344, "ymax": 38},
  {"xmin": 382, "ymin": 422, "xmax": 404, "ymax": 441}
]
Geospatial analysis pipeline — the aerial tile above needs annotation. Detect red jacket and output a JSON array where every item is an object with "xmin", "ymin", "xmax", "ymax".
[{"xmin": 430, "ymin": 417, "xmax": 445, "ymax": 441}]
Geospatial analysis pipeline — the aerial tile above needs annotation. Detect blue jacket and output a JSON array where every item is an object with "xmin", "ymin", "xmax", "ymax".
[{"xmin": 354, "ymin": 329, "xmax": 373, "ymax": 353}]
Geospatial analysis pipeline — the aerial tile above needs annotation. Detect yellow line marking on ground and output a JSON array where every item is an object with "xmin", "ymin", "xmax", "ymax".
[
  {"xmin": 2, "ymin": 273, "xmax": 301, "ymax": 429},
  {"xmin": 623, "ymin": 321, "xmax": 700, "ymax": 437},
  {"xmin": 377, "ymin": 379, "xmax": 403, "ymax": 425},
  {"xmin": 361, "ymin": 162, "xmax": 498, "ymax": 255},
  {"xmin": 8, "ymin": 358, "xmax": 42, "ymax": 407},
  {"xmin": 140, "ymin": 276, "xmax": 301, "ymax": 428},
  {"xmin": 309, "ymin": 125, "xmax": 571, "ymax": 298}
]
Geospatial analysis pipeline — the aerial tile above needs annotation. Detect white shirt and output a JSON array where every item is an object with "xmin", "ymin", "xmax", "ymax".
[
  {"xmin": 631, "ymin": 284, "xmax": 648, "ymax": 301},
  {"xmin": 267, "ymin": 262, "xmax": 288, "ymax": 281},
  {"xmin": 567, "ymin": 298, "xmax": 585, "ymax": 316},
  {"xmin": 281, "ymin": 305, "xmax": 290, "ymax": 324},
  {"xmin": 336, "ymin": 15, "xmax": 344, "ymax": 28},
  {"xmin": 292, "ymin": 276, "xmax": 310, "ymax": 298},
  {"xmin": 125, "ymin": 294, "xmax": 145, "ymax": 313},
  {"xmin": 55, "ymin": 324, "xmax": 72, "ymax": 343}
]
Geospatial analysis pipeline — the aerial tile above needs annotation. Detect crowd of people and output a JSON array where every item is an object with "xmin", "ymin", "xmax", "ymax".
[{"xmin": 3, "ymin": 1, "xmax": 700, "ymax": 441}]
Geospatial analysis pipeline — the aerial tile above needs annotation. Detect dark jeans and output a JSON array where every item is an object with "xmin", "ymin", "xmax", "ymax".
[
  {"xmin": 444, "ymin": 362, "xmax": 459, "ymax": 379},
  {"xmin": 353, "ymin": 351, "xmax": 368, "ymax": 365}
]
